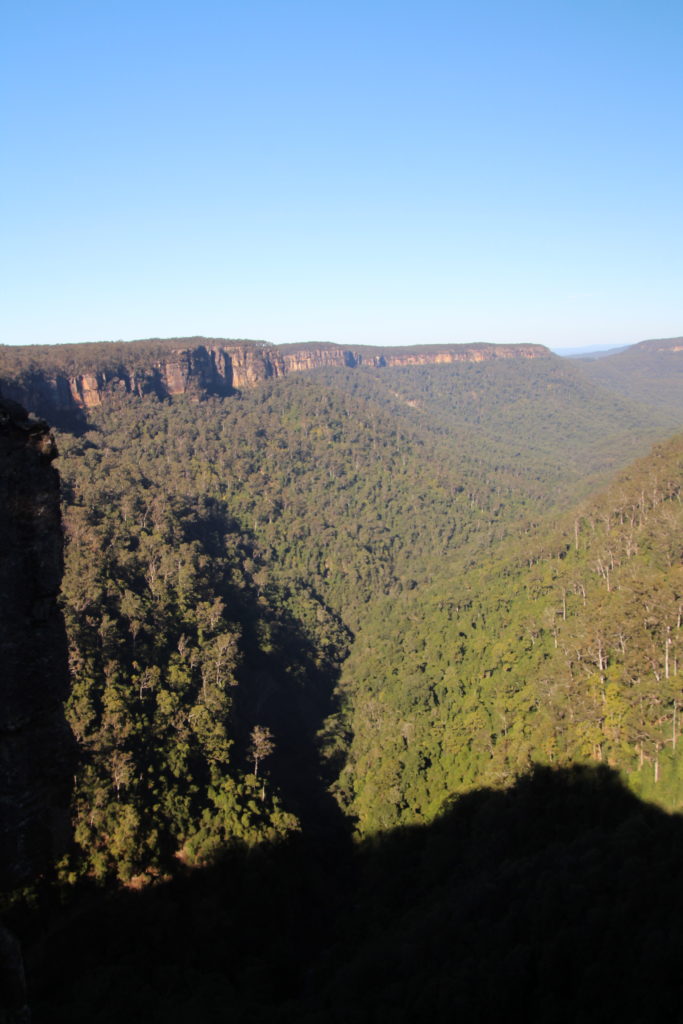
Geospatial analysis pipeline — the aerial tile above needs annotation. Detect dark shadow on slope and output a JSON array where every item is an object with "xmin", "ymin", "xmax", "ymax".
[
  {"xmin": 14, "ymin": 764, "xmax": 683, "ymax": 1024},
  {"xmin": 0, "ymin": 378, "xmax": 92, "ymax": 434},
  {"xmin": 179, "ymin": 497, "xmax": 353, "ymax": 841},
  {"xmin": 230, "ymin": 593, "xmax": 352, "ymax": 840}
]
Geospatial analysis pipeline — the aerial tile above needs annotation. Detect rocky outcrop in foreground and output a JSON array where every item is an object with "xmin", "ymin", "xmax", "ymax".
[
  {"xmin": 0, "ymin": 400, "xmax": 73, "ymax": 890},
  {"xmin": 0, "ymin": 339, "xmax": 549, "ymax": 422}
]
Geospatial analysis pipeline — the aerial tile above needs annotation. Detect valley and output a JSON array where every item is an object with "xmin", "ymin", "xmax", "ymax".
[{"xmin": 2, "ymin": 335, "xmax": 683, "ymax": 1020}]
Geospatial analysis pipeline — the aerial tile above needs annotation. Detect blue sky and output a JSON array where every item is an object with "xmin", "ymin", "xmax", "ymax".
[{"xmin": 2, "ymin": 0, "xmax": 682, "ymax": 351}]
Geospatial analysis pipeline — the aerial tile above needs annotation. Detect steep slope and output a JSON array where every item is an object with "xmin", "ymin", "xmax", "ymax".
[
  {"xmin": 0, "ymin": 400, "xmax": 73, "ymax": 888},
  {"xmin": 56, "ymin": 418, "xmax": 341, "ymax": 881},
  {"xmin": 23, "ymin": 766, "xmax": 683, "ymax": 1023},
  {"xmin": 573, "ymin": 335, "xmax": 683, "ymax": 426},
  {"xmin": 53, "ymin": 371, "xmax": 546, "ymax": 879},
  {"xmin": 5, "ymin": 338, "xmax": 683, "ymax": 1017},
  {"xmin": 0, "ymin": 400, "xmax": 74, "ymax": 1024},
  {"xmin": 0, "ymin": 337, "xmax": 546, "ymax": 427},
  {"xmin": 47, "ymin": 350, "xmax": 679, "ymax": 878},
  {"xmin": 354, "ymin": 353, "xmax": 670, "ymax": 491},
  {"xmin": 334, "ymin": 431, "xmax": 683, "ymax": 831}
]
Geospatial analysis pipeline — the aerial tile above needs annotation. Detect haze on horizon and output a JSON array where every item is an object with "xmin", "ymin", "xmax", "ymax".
[{"xmin": 2, "ymin": 1, "xmax": 681, "ymax": 352}]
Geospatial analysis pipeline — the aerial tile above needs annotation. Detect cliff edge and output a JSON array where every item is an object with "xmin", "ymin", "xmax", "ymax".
[
  {"xmin": 0, "ymin": 400, "xmax": 73, "ymax": 890},
  {"xmin": 0, "ymin": 338, "xmax": 549, "ymax": 424}
]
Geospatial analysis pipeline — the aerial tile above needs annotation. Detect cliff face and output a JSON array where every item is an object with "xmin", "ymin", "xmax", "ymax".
[
  {"xmin": 0, "ymin": 340, "xmax": 549, "ymax": 422},
  {"xmin": 0, "ymin": 399, "xmax": 73, "ymax": 890}
]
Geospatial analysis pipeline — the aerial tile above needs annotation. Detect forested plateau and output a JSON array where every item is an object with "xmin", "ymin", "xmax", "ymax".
[
  {"xmin": 3, "ymin": 336, "xmax": 683, "ymax": 1021},
  {"xmin": 0, "ymin": 337, "xmax": 546, "ymax": 428}
]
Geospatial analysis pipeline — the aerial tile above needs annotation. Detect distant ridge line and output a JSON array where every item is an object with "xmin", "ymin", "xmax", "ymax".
[{"xmin": 0, "ymin": 338, "xmax": 549, "ymax": 423}]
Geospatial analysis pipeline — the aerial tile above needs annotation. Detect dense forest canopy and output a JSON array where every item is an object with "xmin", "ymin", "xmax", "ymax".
[
  {"xmin": 3, "ymin": 336, "xmax": 683, "ymax": 1019},
  {"xmin": 15, "ymin": 344, "xmax": 673, "ymax": 879},
  {"xmin": 575, "ymin": 336, "xmax": 683, "ymax": 427},
  {"xmin": 336, "ymin": 431, "xmax": 683, "ymax": 830}
]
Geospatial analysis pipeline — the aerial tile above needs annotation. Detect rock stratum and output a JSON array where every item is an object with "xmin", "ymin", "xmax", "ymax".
[
  {"xmin": 0, "ymin": 338, "xmax": 548, "ymax": 423},
  {"xmin": 0, "ymin": 399, "xmax": 73, "ymax": 890}
]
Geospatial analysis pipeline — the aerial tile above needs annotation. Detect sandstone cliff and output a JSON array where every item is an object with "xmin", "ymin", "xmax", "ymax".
[
  {"xmin": 0, "ymin": 338, "xmax": 549, "ymax": 423},
  {"xmin": 0, "ymin": 400, "xmax": 73, "ymax": 890}
]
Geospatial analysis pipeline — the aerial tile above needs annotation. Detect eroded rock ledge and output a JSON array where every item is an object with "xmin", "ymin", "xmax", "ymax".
[{"xmin": 0, "ymin": 339, "xmax": 549, "ymax": 421}]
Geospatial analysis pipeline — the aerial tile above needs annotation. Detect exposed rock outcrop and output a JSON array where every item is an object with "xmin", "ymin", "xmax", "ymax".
[
  {"xmin": 0, "ymin": 339, "xmax": 549, "ymax": 424},
  {"xmin": 0, "ymin": 400, "xmax": 73, "ymax": 890}
]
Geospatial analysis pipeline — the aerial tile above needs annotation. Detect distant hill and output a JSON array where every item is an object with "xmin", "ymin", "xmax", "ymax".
[
  {"xmin": 573, "ymin": 336, "xmax": 683, "ymax": 423},
  {"xmin": 563, "ymin": 344, "xmax": 630, "ymax": 358}
]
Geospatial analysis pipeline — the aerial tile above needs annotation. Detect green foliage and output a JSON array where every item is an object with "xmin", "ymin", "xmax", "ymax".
[
  {"xmin": 578, "ymin": 336, "xmax": 683, "ymax": 428},
  {"xmin": 337, "ymin": 432, "xmax": 683, "ymax": 831},
  {"xmin": 6, "ymin": 340, "xmax": 683, "ymax": 1019},
  {"xmin": 0, "ymin": 336, "xmax": 267, "ymax": 378},
  {"xmin": 21, "ymin": 349, "xmax": 683, "ymax": 874},
  {"xmin": 55, "ymin": 399, "xmax": 355, "ymax": 880}
]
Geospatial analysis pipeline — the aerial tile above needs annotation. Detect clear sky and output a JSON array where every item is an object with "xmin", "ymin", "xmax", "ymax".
[{"xmin": 2, "ymin": 0, "xmax": 682, "ymax": 351}]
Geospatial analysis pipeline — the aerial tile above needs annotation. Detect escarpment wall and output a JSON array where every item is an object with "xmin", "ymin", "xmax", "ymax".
[
  {"xmin": 0, "ymin": 399, "xmax": 73, "ymax": 890},
  {"xmin": 0, "ymin": 339, "xmax": 549, "ymax": 422}
]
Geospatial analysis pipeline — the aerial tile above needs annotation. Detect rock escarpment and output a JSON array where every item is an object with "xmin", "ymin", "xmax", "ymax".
[
  {"xmin": 0, "ymin": 400, "xmax": 73, "ymax": 890},
  {"xmin": 0, "ymin": 338, "xmax": 549, "ymax": 424}
]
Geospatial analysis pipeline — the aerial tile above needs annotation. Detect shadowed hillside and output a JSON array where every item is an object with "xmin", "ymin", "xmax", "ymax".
[
  {"xmin": 5, "ymin": 354, "xmax": 680, "ymax": 883},
  {"xmin": 3, "ymin": 344, "xmax": 683, "ymax": 1022},
  {"xmin": 9, "ymin": 765, "xmax": 683, "ymax": 1023}
]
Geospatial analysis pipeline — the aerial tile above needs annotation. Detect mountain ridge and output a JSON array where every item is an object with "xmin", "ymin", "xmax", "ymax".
[
  {"xmin": 576, "ymin": 335, "xmax": 683, "ymax": 425},
  {"xmin": 0, "ymin": 338, "xmax": 547, "ymax": 421}
]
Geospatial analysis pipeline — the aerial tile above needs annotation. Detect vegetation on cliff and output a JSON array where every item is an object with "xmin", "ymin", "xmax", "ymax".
[
  {"xmin": 2, "ymin": 338, "xmax": 683, "ymax": 1019},
  {"xmin": 0, "ymin": 337, "xmax": 268, "ymax": 378},
  {"xmin": 336, "ymin": 431, "xmax": 683, "ymax": 831},
  {"xmin": 0, "ymin": 337, "xmax": 549, "ymax": 428},
  {"xmin": 32, "ymin": 349, "xmax": 678, "ymax": 879}
]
